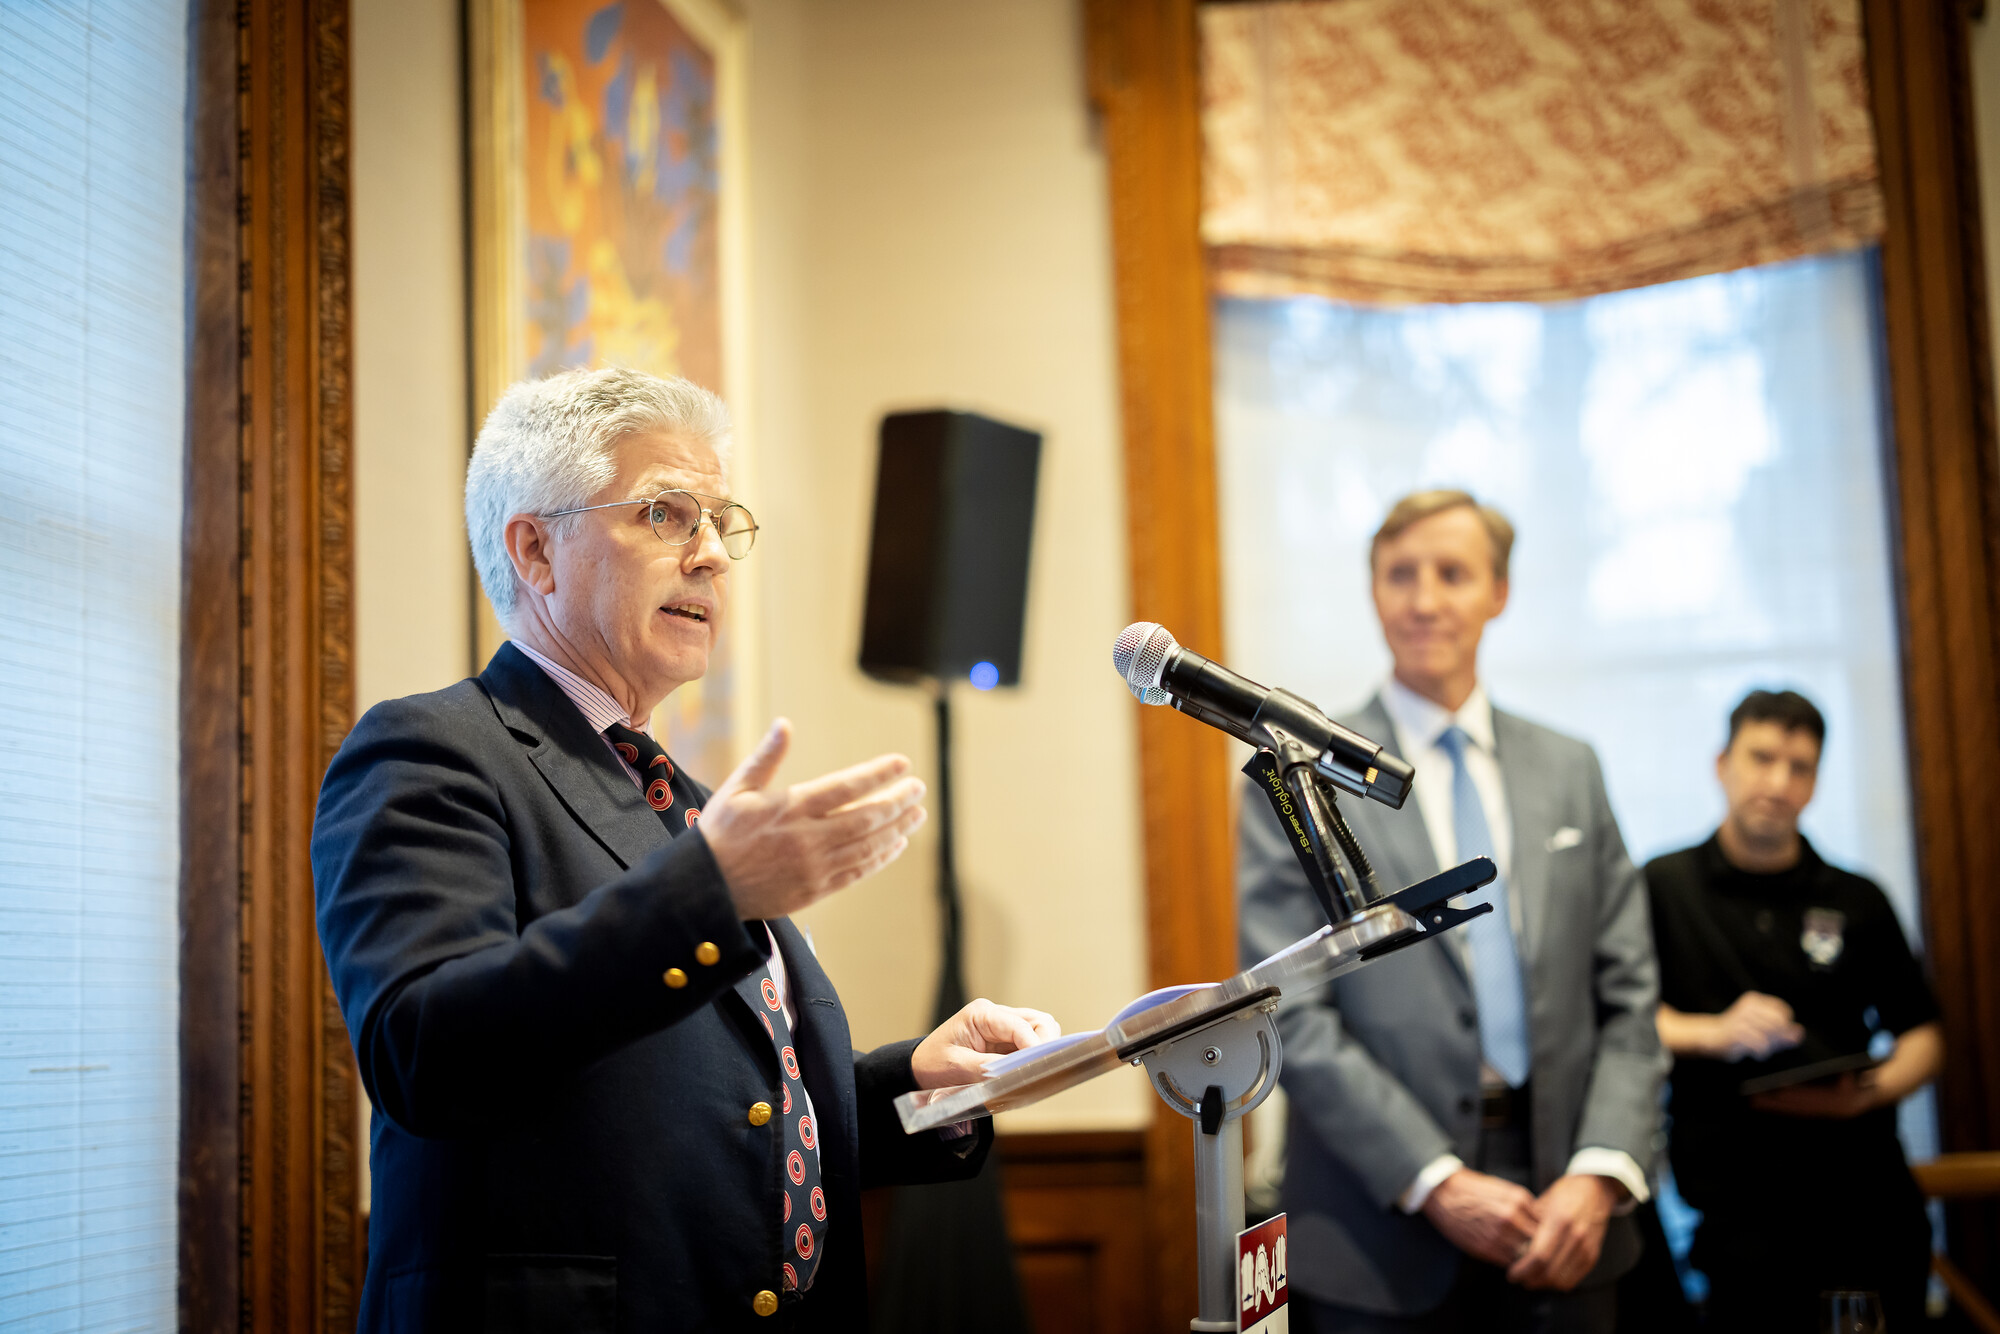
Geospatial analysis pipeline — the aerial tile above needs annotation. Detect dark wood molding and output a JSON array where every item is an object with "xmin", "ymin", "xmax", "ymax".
[
  {"xmin": 310, "ymin": 0, "xmax": 363, "ymax": 1319},
  {"xmin": 180, "ymin": 0, "xmax": 246, "ymax": 1323},
  {"xmin": 1082, "ymin": 1, "xmax": 1237, "ymax": 1326},
  {"xmin": 182, "ymin": 0, "xmax": 360, "ymax": 1326},
  {"xmin": 1864, "ymin": 0, "xmax": 2000, "ymax": 1293}
]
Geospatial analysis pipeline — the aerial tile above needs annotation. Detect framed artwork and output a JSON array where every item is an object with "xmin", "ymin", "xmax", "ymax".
[{"xmin": 469, "ymin": 0, "xmax": 757, "ymax": 783}]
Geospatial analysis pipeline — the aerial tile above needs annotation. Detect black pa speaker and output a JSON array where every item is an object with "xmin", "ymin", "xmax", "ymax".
[{"xmin": 858, "ymin": 410, "xmax": 1042, "ymax": 688}]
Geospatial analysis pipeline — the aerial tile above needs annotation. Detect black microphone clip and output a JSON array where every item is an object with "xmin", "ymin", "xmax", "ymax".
[{"xmin": 1112, "ymin": 622, "xmax": 1414, "ymax": 810}]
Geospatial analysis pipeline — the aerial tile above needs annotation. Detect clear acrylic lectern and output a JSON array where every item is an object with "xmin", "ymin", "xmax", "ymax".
[{"xmin": 896, "ymin": 857, "xmax": 1497, "ymax": 1332}]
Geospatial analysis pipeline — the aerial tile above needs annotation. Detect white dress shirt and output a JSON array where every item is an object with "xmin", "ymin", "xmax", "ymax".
[{"xmin": 1377, "ymin": 677, "xmax": 1649, "ymax": 1213}]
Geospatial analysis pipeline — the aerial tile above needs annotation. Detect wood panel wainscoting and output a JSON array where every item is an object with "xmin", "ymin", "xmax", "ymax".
[
  {"xmin": 182, "ymin": 0, "xmax": 363, "ymax": 1327},
  {"xmin": 998, "ymin": 1131, "xmax": 1151, "ymax": 1334},
  {"xmin": 861, "ymin": 1131, "xmax": 1151, "ymax": 1334}
]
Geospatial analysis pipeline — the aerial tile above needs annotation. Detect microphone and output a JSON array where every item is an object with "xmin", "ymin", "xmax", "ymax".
[{"xmin": 1113, "ymin": 622, "xmax": 1414, "ymax": 809}]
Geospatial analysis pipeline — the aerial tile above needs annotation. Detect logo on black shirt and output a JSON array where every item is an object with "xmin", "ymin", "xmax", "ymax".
[{"xmin": 1801, "ymin": 907, "xmax": 1846, "ymax": 968}]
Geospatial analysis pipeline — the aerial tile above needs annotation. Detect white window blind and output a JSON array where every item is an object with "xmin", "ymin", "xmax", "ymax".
[
  {"xmin": 1213, "ymin": 253, "xmax": 1919, "ymax": 953},
  {"xmin": 0, "ymin": 0, "xmax": 187, "ymax": 1328}
]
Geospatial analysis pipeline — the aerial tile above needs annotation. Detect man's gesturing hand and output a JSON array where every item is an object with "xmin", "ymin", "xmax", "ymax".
[
  {"xmin": 912, "ymin": 1000, "xmax": 1062, "ymax": 1089},
  {"xmin": 1507, "ymin": 1174, "xmax": 1618, "ymax": 1291},
  {"xmin": 700, "ymin": 719, "xmax": 928, "ymax": 921},
  {"xmin": 1420, "ymin": 1169, "xmax": 1542, "ymax": 1269}
]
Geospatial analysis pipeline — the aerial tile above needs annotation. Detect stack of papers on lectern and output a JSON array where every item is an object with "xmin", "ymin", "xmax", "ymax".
[{"xmin": 894, "ymin": 903, "xmax": 1423, "ymax": 1133}]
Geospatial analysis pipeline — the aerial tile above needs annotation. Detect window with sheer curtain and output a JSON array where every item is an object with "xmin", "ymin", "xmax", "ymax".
[
  {"xmin": 1213, "ymin": 249, "xmax": 1935, "ymax": 1263},
  {"xmin": 0, "ymin": 0, "xmax": 188, "ymax": 1327}
]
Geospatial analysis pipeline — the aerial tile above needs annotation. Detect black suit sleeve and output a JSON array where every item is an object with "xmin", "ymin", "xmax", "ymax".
[
  {"xmin": 852, "ymin": 1039, "xmax": 993, "ymax": 1188},
  {"xmin": 312, "ymin": 695, "xmax": 767, "ymax": 1139}
]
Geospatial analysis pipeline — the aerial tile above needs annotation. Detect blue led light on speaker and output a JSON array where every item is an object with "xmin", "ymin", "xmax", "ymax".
[{"xmin": 969, "ymin": 662, "xmax": 1000, "ymax": 691}]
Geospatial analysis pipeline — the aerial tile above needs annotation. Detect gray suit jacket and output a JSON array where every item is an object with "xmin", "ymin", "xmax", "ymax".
[{"xmin": 1237, "ymin": 696, "xmax": 1665, "ymax": 1315}]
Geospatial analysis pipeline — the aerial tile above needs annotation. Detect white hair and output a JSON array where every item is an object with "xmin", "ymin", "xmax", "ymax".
[{"xmin": 465, "ymin": 366, "xmax": 732, "ymax": 625}]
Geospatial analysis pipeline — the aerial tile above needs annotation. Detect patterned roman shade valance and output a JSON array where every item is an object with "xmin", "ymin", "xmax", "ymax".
[{"xmin": 1201, "ymin": 0, "xmax": 1883, "ymax": 304}]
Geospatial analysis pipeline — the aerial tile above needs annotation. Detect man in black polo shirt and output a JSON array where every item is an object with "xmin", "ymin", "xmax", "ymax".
[{"xmin": 1646, "ymin": 689, "xmax": 1943, "ymax": 1334}]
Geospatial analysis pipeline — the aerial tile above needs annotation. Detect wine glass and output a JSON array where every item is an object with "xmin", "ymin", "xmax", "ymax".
[{"xmin": 1822, "ymin": 1290, "xmax": 1884, "ymax": 1334}]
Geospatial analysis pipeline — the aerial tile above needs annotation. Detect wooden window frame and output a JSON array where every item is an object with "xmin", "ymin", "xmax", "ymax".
[
  {"xmin": 181, "ymin": 0, "xmax": 362, "ymax": 1326},
  {"xmin": 1082, "ymin": 3, "xmax": 1233, "ymax": 1324},
  {"xmin": 1083, "ymin": 0, "xmax": 2000, "ymax": 1313},
  {"xmin": 1866, "ymin": 0, "xmax": 2000, "ymax": 1295}
]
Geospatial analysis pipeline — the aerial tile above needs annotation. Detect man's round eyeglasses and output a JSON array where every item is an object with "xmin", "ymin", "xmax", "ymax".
[{"xmin": 543, "ymin": 489, "xmax": 759, "ymax": 560}]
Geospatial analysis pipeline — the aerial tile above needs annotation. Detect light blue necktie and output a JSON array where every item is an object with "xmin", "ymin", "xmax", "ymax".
[{"xmin": 1438, "ymin": 725, "xmax": 1531, "ymax": 1088}]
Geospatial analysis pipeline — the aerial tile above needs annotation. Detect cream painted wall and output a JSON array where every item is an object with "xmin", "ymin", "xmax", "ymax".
[
  {"xmin": 350, "ymin": 0, "xmax": 474, "ymax": 1205},
  {"xmin": 352, "ymin": 0, "xmax": 472, "ymax": 714},
  {"xmin": 744, "ymin": 0, "xmax": 1151, "ymax": 1129}
]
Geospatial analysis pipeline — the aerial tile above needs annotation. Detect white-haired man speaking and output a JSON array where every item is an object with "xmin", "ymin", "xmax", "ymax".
[{"xmin": 313, "ymin": 367, "xmax": 1056, "ymax": 1332}]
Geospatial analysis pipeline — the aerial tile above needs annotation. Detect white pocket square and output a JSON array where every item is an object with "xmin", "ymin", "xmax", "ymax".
[{"xmin": 1546, "ymin": 826, "xmax": 1584, "ymax": 852}]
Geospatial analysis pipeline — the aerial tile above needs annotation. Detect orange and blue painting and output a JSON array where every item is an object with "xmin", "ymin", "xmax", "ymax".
[
  {"xmin": 522, "ymin": 0, "xmax": 737, "ymax": 776},
  {"xmin": 524, "ymin": 0, "xmax": 719, "ymax": 389}
]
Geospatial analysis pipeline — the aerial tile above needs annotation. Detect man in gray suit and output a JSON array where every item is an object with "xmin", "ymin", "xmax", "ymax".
[{"xmin": 1239, "ymin": 491, "xmax": 1665, "ymax": 1333}]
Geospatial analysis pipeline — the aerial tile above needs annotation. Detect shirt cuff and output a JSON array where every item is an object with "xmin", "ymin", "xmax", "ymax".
[
  {"xmin": 1565, "ymin": 1147, "xmax": 1649, "ymax": 1211},
  {"xmin": 1398, "ymin": 1154, "xmax": 1465, "ymax": 1214}
]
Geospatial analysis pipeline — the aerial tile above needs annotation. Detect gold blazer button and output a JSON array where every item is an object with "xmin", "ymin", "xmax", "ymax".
[
  {"xmin": 748, "ymin": 1101, "xmax": 772, "ymax": 1126},
  {"xmin": 753, "ymin": 1290, "xmax": 779, "ymax": 1317},
  {"xmin": 662, "ymin": 968, "xmax": 688, "ymax": 989},
  {"xmin": 695, "ymin": 941, "xmax": 721, "ymax": 966}
]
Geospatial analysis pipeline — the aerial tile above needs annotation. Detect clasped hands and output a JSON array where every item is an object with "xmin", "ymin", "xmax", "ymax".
[
  {"xmin": 699, "ymin": 719, "xmax": 1061, "ymax": 1089},
  {"xmin": 1422, "ymin": 1169, "xmax": 1622, "ymax": 1291}
]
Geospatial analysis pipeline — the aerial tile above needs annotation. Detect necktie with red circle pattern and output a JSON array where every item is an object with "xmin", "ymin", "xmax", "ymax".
[
  {"xmin": 749, "ymin": 953, "xmax": 827, "ymax": 1294},
  {"xmin": 606, "ymin": 722, "xmax": 825, "ymax": 1292},
  {"xmin": 603, "ymin": 722, "xmax": 701, "ymax": 834}
]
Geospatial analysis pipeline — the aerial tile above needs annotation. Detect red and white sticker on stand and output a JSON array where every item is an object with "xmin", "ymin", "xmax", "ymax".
[{"xmin": 1237, "ymin": 1213, "xmax": 1288, "ymax": 1333}]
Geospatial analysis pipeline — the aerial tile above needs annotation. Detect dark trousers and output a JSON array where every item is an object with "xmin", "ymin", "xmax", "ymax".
[
  {"xmin": 1692, "ymin": 1171, "xmax": 1932, "ymax": 1334},
  {"xmin": 1303, "ymin": 1262, "xmax": 1617, "ymax": 1334},
  {"xmin": 1305, "ymin": 1117, "xmax": 1620, "ymax": 1334},
  {"xmin": 1613, "ymin": 1200, "xmax": 1698, "ymax": 1334}
]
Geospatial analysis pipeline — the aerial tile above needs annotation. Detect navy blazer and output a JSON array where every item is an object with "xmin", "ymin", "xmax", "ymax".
[{"xmin": 313, "ymin": 643, "xmax": 989, "ymax": 1332}]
